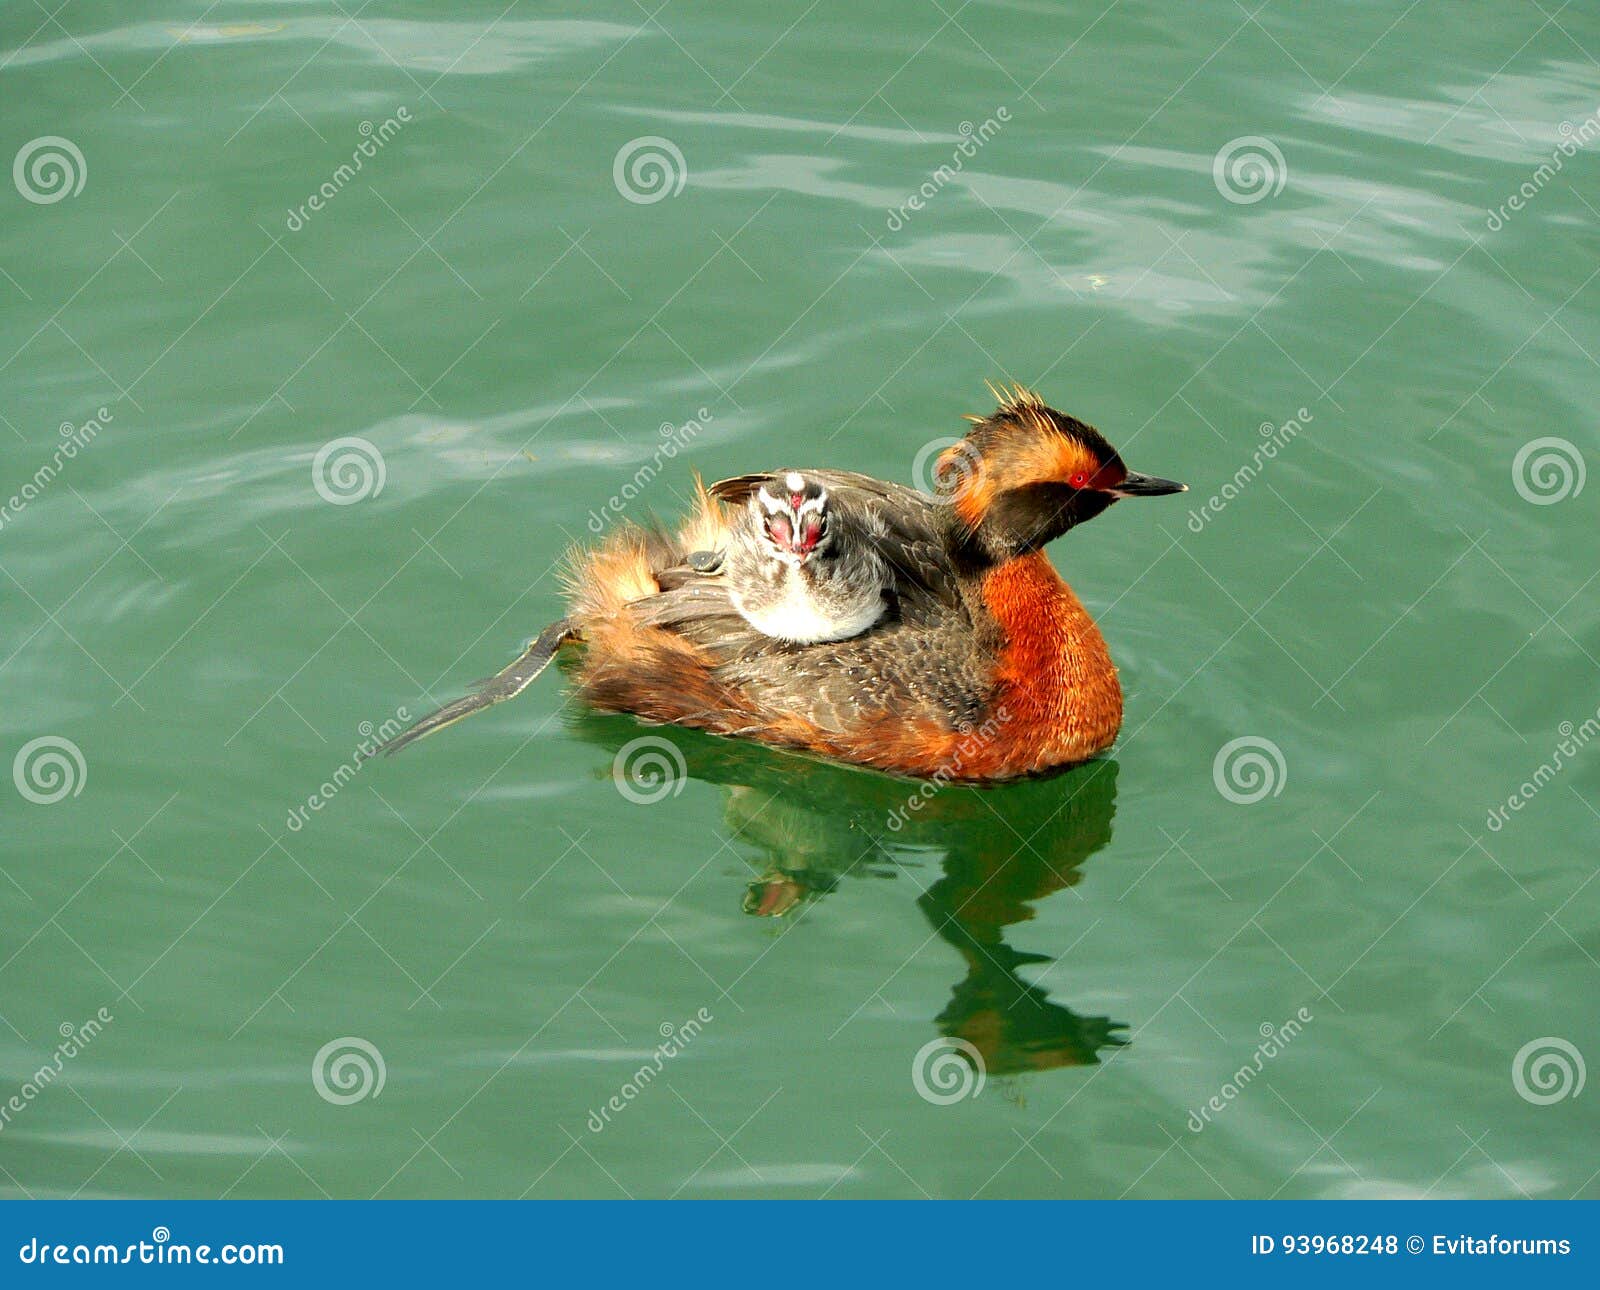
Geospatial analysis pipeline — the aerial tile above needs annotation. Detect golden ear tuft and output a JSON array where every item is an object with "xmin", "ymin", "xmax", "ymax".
[
  {"xmin": 974, "ymin": 380, "xmax": 1054, "ymax": 429},
  {"xmin": 1007, "ymin": 382, "xmax": 1046, "ymax": 411}
]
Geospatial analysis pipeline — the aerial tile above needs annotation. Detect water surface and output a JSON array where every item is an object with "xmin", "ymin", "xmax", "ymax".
[{"xmin": 2, "ymin": 1, "xmax": 1597, "ymax": 1198}]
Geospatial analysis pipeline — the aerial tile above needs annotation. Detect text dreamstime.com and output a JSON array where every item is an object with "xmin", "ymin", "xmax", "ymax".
[
  {"xmin": 885, "ymin": 108, "xmax": 1011, "ymax": 231},
  {"xmin": 1484, "ymin": 703, "xmax": 1600, "ymax": 832},
  {"xmin": 285, "ymin": 108, "xmax": 412, "ymax": 232},
  {"xmin": 1485, "ymin": 105, "xmax": 1600, "ymax": 231},
  {"xmin": 885, "ymin": 706, "xmax": 1012, "ymax": 831},
  {"xmin": 1185, "ymin": 408, "xmax": 1312, "ymax": 532},
  {"xmin": 586, "ymin": 1008, "xmax": 712, "ymax": 1133},
  {"xmin": 585, "ymin": 409, "xmax": 713, "ymax": 534},
  {"xmin": 0, "ymin": 1008, "xmax": 113, "ymax": 1133},
  {"xmin": 18, "ymin": 1232, "xmax": 284, "ymax": 1267},
  {"xmin": 1188, "ymin": 1007, "xmax": 1312, "ymax": 1132},
  {"xmin": 0, "ymin": 408, "xmax": 112, "ymax": 531},
  {"xmin": 284, "ymin": 709, "xmax": 409, "ymax": 832}
]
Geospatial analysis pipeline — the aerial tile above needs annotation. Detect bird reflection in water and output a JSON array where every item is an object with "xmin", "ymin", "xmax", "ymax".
[{"xmin": 572, "ymin": 711, "xmax": 1128, "ymax": 1075}]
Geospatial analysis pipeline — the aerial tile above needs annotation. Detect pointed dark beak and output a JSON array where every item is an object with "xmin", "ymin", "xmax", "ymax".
[{"xmin": 1113, "ymin": 471, "xmax": 1187, "ymax": 498}]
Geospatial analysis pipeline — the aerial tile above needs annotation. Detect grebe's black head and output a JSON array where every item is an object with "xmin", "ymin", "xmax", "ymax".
[{"xmin": 939, "ymin": 384, "xmax": 1185, "ymax": 559}]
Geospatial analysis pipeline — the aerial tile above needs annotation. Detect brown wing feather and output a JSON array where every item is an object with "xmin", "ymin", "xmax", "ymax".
[{"xmin": 707, "ymin": 473, "xmax": 770, "ymax": 506}]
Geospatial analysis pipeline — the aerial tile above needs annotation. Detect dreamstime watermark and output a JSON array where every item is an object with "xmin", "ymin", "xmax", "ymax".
[
  {"xmin": 911, "ymin": 1036, "xmax": 986, "ymax": 1105},
  {"xmin": 1212, "ymin": 736, "xmax": 1286, "ymax": 804},
  {"xmin": 1511, "ymin": 436, "xmax": 1584, "ymax": 505},
  {"xmin": 312, "ymin": 435, "xmax": 386, "ymax": 504},
  {"xmin": 1187, "ymin": 1007, "xmax": 1312, "ymax": 1132},
  {"xmin": 1185, "ymin": 407, "xmax": 1312, "ymax": 532},
  {"xmin": 312, "ymin": 1036, "xmax": 386, "ymax": 1105},
  {"xmin": 1486, "ymin": 106, "xmax": 1600, "ymax": 230},
  {"xmin": 885, "ymin": 108, "xmax": 1011, "ymax": 231},
  {"xmin": 284, "ymin": 709, "xmax": 409, "ymax": 832},
  {"xmin": 18, "ymin": 1229, "xmax": 284, "ymax": 1267},
  {"xmin": 612, "ymin": 136, "xmax": 687, "ymax": 204},
  {"xmin": 1511, "ymin": 1036, "xmax": 1584, "ymax": 1105},
  {"xmin": 1212, "ymin": 136, "xmax": 1287, "ymax": 204},
  {"xmin": 909, "ymin": 436, "xmax": 982, "ymax": 508},
  {"xmin": 285, "ymin": 108, "xmax": 412, "ymax": 231},
  {"xmin": 13, "ymin": 136, "xmax": 86, "ymax": 204},
  {"xmin": 0, "ymin": 407, "xmax": 113, "ymax": 532},
  {"xmin": 585, "ymin": 408, "xmax": 712, "ymax": 533},
  {"xmin": 1484, "ymin": 707, "xmax": 1600, "ymax": 833},
  {"xmin": 611, "ymin": 735, "xmax": 687, "ymax": 804},
  {"xmin": 0, "ymin": 1009, "xmax": 113, "ymax": 1133},
  {"xmin": 885, "ymin": 706, "xmax": 1012, "ymax": 831},
  {"xmin": 586, "ymin": 1008, "xmax": 713, "ymax": 1132},
  {"xmin": 12, "ymin": 735, "xmax": 87, "ymax": 804}
]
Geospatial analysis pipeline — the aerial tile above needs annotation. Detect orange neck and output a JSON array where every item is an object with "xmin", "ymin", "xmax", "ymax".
[{"xmin": 977, "ymin": 551, "xmax": 1122, "ymax": 773}]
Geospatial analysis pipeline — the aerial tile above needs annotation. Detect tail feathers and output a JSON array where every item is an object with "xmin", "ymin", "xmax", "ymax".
[{"xmin": 379, "ymin": 619, "xmax": 576, "ymax": 756}]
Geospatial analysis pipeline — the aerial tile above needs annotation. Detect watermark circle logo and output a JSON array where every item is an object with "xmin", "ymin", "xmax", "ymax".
[
  {"xmin": 910, "ymin": 437, "xmax": 981, "ymax": 506},
  {"xmin": 1511, "ymin": 1036, "xmax": 1585, "ymax": 1105},
  {"xmin": 312, "ymin": 1036, "xmax": 386, "ymax": 1105},
  {"xmin": 312, "ymin": 436, "xmax": 386, "ymax": 505},
  {"xmin": 1212, "ymin": 735, "xmax": 1286, "ymax": 804},
  {"xmin": 1512, "ymin": 437, "xmax": 1584, "ymax": 506},
  {"xmin": 13, "ymin": 736, "xmax": 86, "ymax": 804},
  {"xmin": 1212, "ymin": 136, "xmax": 1287, "ymax": 205},
  {"xmin": 151, "ymin": 1226, "xmax": 170, "ymax": 1244},
  {"xmin": 911, "ymin": 1036, "xmax": 986, "ymax": 1105},
  {"xmin": 13, "ymin": 136, "xmax": 87, "ymax": 204},
  {"xmin": 611, "ymin": 735, "xmax": 687, "ymax": 804},
  {"xmin": 612, "ymin": 136, "xmax": 687, "ymax": 205}
]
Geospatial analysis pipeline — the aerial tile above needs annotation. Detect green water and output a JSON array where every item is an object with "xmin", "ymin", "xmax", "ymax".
[{"xmin": 3, "ymin": 1, "xmax": 1598, "ymax": 1200}]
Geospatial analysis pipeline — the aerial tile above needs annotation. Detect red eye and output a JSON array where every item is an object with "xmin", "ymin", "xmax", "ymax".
[{"xmin": 1068, "ymin": 471, "xmax": 1090, "ymax": 489}]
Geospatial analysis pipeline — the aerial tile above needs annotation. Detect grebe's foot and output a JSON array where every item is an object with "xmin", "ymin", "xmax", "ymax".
[{"xmin": 377, "ymin": 618, "xmax": 575, "ymax": 756}]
